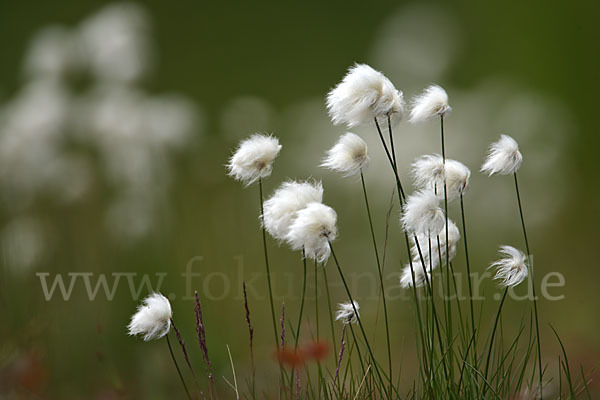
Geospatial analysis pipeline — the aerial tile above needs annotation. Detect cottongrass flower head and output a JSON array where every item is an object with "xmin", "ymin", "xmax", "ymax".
[
  {"xmin": 326, "ymin": 63, "xmax": 404, "ymax": 127},
  {"xmin": 227, "ymin": 134, "xmax": 282, "ymax": 186},
  {"xmin": 321, "ymin": 132, "xmax": 369, "ymax": 177},
  {"xmin": 444, "ymin": 159, "xmax": 471, "ymax": 199},
  {"xmin": 409, "ymin": 84, "xmax": 451, "ymax": 123},
  {"xmin": 411, "ymin": 155, "xmax": 470, "ymax": 200},
  {"xmin": 335, "ymin": 301, "xmax": 360, "ymax": 324},
  {"xmin": 481, "ymin": 134, "xmax": 523, "ymax": 176},
  {"xmin": 286, "ymin": 202, "xmax": 337, "ymax": 263},
  {"xmin": 411, "ymin": 218, "xmax": 461, "ymax": 266},
  {"xmin": 490, "ymin": 245, "xmax": 529, "ymax": 287},
  {"xmin": 400, "ymin": 262, "xmax": 431, "ymax": 288},
  {"xmin": 262, "ymin": 180, "xmax": 323, "ymax": 241},
  {"xmin": 411, "ymin": 154, "xmax": 445, "ymax": 191},
  {"xmin": 128, "ymin": 293, "xmax": 172, "ymax": 341},
  {"xmin": 401, "ymin": 190, "xmax": 445, "ymax": 237}
]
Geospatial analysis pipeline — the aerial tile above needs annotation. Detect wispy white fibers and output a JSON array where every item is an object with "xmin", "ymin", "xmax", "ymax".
[
  {"xmin": 411, "ymin": 218, "xmax": 460, "ymax": 266},
  {"xmin": 401, "ymin": 190, "xmax": 445, "ymax": 237},
  {"xmin": 409, "ymin": 84, "xmax": 451, "ymax": 123},
  {"xmin": 128, "ymin": 293, "xmax": 172, "ymax": 341},
  {"xmin": 227, "ymin": 134, "xmax": 282, "ymax": 186},
  {"xmin": 326, "ymin": 63, "xmax": 404, "ymax": 127},
  {"xmin": 286, "ymin": 202, "xmax": 337, "ymax": 263},
  {"xmin": 411, "ymin": 155, "xmax": 470, "ymax": 200},
  {"xmin": 400, "ymin": 263, "xmax": 431, "ymax": 288},
  {"xmin": 411, "ymin": 154, "xmax": 445, "ymax": 191},
  {"xmin": 444, "ymin": 159, "xmax": 471, "ymax": 199},
  {"xmin": 262, "ymin": 180, "xmax": 323, "ymax": 241},
  {"xmin": 489, "ymin": 245, "xmax": 528, "ymax": 287},
  {"xmin": 335, "ymin": 301, "xmax": 360, "ymax": 324},
  {"xmin": 481, "ymin": 134, "xmax": 523, "ymax": 176},
  {"xmin": 321, "ymin": 132, "xmax": 369, "ymax": 177}
]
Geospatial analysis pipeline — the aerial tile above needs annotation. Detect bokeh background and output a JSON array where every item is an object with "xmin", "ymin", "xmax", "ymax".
[{"xmin": 1, "ymin": 0, "xmax": 599, "ymax": 398}]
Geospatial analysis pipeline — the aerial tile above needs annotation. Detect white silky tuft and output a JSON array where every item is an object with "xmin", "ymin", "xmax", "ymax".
[
  {"xmin": 262, "ymin": 180, "xmax": 323, "ymax": 242},
  {"xmin": 335, "ymin": 301, "xmax": 360, "ymax": 324},
  {"xmin": 227, "ymin": 134, "xmax": 282, "ymax": 186},
  {"xmin": 489, "ymin": 245, "xmax": 528, "ymax": 287},
  {"xmin": 411, "ymin": 155, "xmax": 470, "ymax": 200},
  {"xmin": 444, "ymin": 159, "xmax": 471, "ymax": 199},
  {"xmin": 326, "ymin": 64, "xmax": 404, "ymax": 127},
  {"xmin": 409, "ymin": 85, "xmax": 451, "ymax": 123},
  {"xmin": 411, "ymin": 218, "xmax": 461, "ymax": 267},
  {"xmin": 321, "ymin": 132, "xmax": 369, "ymax": 177},
  {"xmin": 401, "ymin": 190, "xmax": 445, "ymax": 237},
  {"xmin": 286, "ymin": 202, "xmax": 337, "ymax": 263},
  {"xmin": 400, "ymin": 262, "xmax": 431, "ymax": 288},
  {"xmin": 128, "ymin": 293, "xmax": 172, "ymax": 341},
  {"xmin": 481, "ymin": 134, "xmax": 523, "ymax": 176}
]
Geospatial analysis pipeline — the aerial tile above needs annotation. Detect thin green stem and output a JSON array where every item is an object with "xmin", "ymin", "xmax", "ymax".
[
  {"xmin": 514, "ymin": 172, "xmax": 543, "ymax": 398},
  {"xmin": 258, "ymin": 178, "xmax": 279, "ymax": 348},
  {"xmin": 329, "ymin": 241, "xmax": 389, "ymax": 398},
  {"xmin": 460, "ymin": 193, "xmax": 476, "ymax": 351},
  {"xmin": 295, "ymin": 251, "xmax": 307, "ymax": 348},
  {"xmin": 166, "ymin": 334, "xmax": 192, "ymax": 400},
  {"xmin": 360, "ymin": 170, "xmax": 393, "ymax": 390},
  {"xmin": 484, "ymin": 288, "xmax": 508, "ymax": 387},
  {"xmin": 322, "ymin": 266, "xmax": 338, "ymax": 357}
]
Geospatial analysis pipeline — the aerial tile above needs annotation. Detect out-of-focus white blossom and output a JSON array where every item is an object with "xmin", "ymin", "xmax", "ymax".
[
  {"xmin": 326, "ymin": 64, "xmax": 404, "ymax": 127},
  {"xmin": 335, "ymin": 301, "xmax": 360, "ymax": 324}
]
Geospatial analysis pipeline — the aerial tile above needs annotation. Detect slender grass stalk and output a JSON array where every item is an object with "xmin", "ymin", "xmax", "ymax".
[
  {"xmin": 322, "ymin": 266, "xmax": 338, "ymax": 357},
  {"xmin": 460, "ymin": 193, "xmax": 477, "ymax": 359},
  {"xmin": 484, "ymin": 287, "xmax": 509, "ymax": 388},
  {"xmin": 328, "ymin": 241, "xmax": 389, "ymax": 398},
  {"xmin": 166, "ymin": 333, "xmax": 193, "ymax": 400},
  {"xmin": 288, "ymin": 251, "xmax": 307, "ymax": 392},
  {"xmin": 513, "ymin": 172, "xmax": 543, "ymax": 398},
  {"xmin": 360, "ymin": 170, "xmax": 393, "ymax": 391},
  {"xmin": 242, "ymin": 282, "xmax": 256, "ymax": 400},
  {"xmin": 258, "ymin": 178, "xmax": 279, "ymax": 348}
]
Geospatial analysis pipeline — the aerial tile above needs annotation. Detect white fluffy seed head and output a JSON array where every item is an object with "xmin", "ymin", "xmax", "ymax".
[
  {"xmin": 262, "ymin": 180, "xmax": 323, "ymax": 241},
  {"xmin": 481, "ymin": 134, "xmax": 523, "ymax": 176},
  {"xmin": 411, "ymin": 155, "xmax": 470, "ymax": 200},
  {"xmin": 401, "ymin": 190, "xmax": 445, "ymax": 237},
  {"xmin": 400, "ymin": 262, "xmax": 431, "ymax": 288},
  {"xmin": 321, "ymin": 132, "xmax": 369, "ymax": 177},
  {"xmin": 286, "ymin": 202, "xmax": 337, "ymax": 263},
  {"xmin": 336, "ymin": 301, "xmax": 360, "ymax": 324},
  {"xmin": 227, "ymin": 134, "xmax": 282, "ymax": 186},
  {"xmin": 326, "ymin": 64, "xmax": 404, "ymax": 128},
  {"xmin": 411, "ymin": 219, "xmax": 461, "ymax": 266},
  {"xmin": 128, "ymin": 293, "xmax": 172, "ymax": 341},
  {"xmin": 489, "ymin": 245, "xmax": 528, "ymax": 287},
  {"xmin": 409, "ymin": 85, "xmax": 451, "ymax": 123},
  {"xmin": 444, "ymin": 159, "xmax": 471, "ymax": 199},
  {"xmin": 411, "ymin": 154, "xmax": 445, "ymax": 192}
]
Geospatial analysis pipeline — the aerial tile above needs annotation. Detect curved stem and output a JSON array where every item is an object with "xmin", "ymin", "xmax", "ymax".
[
  {"xmin": 514, "ymin": 172, "xmax": 543, "ymax": 397},
  {"xmin": 360, "ymin": 171, "xmax": 393, "ymax": 389},
  {"xmin": 329, "ymin": 241, "xmax": 389, "ymax": 398},
  {"xmin": 166, "ymin": 334, "xmax": 192, "ymax": 400},
  {"xmin": 460, "ymin": 193, "xmax": 477, "ymax": 359},
  {"xmin": 484, "ymin": 288, "xmax": 508, "ymax": 384}
]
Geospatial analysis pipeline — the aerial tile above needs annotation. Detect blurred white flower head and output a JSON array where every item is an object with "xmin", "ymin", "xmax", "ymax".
[
  {"xmin": 481, "ymin": 134, "xmax": 523, "ymax": 176},
  {"xmin": 286, "ymin": 202, "xmax": 337, "ymax": 263},
  {"xmin": 262, "ymin": 180, "xmax": 323, "ymax": 242},
  {"xmin": 409, "ymin": 84, "xmax": 451, "ymax": 123},
  {"xmin": 400, "ymin": 262, "xmax": 431, "ymax": 288},
  {"xmin": 335, "ymin": 301, "xmax": 360, "ymax": 324},
  {"xmin": 490, "ymin": 245, "xmax": 528, "ymax": 288},
  {"xmin": 401, "ymin": 190, "xmax": 445, "ymax": 237},
  {"xmin": 326, "ymin": 63, "xmax": 404, "ymax": 127},
  {"xmin": 444, "ymin": 159, "xmax": 471, "ymax": 199},
  {"xmin": 128, "ymin": 293, "xmax": 172, "ymax": 341},
  {"xmin": 321, "ymin": 132, "xmax": 369, "ymax": 177},
  {"xmin": 227, "ymin": 134, "xmax": 282, "ymax": 186},
  {"xmin": 79, "ymin": 2, "xmax": 151, "ymax": 83},
  {"xmin": 411, "ymin": 218, "xmax": 460, "ymax": 267}
]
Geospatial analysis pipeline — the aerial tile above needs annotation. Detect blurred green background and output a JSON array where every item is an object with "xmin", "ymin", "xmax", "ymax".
[{"xmin": 1, "ymin": 0, "xmax": 599, "ymax": 398}]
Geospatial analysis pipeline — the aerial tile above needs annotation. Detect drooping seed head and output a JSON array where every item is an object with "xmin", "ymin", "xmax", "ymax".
[
  {"xmin": 401, "ymin": 190, "xmax": 445, "ymax": 237},
  {"xmin": 409, "ymin": 84, "xmax": 451, "ymax": 123},
  {"xmin": 481, "ymin": 134, "xmax": 523, "ymax": 176},
  {"xmin": 335, "ymin": 301, "xmax": 360, "ymax": 324},
  {"xmin": 286, "ymin": 202, "xmax": 337, "ymax": 263},
  {"xmin": 321, "ymin": 132, "xmax": 369, "ymax": 177},
  {"xmin": 128, "ymin": 292, "xmax": 172, "ymax": 341},
  {"xmin": 489, "ymin": 245, "xmax": 529, "ymax": 287}
]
